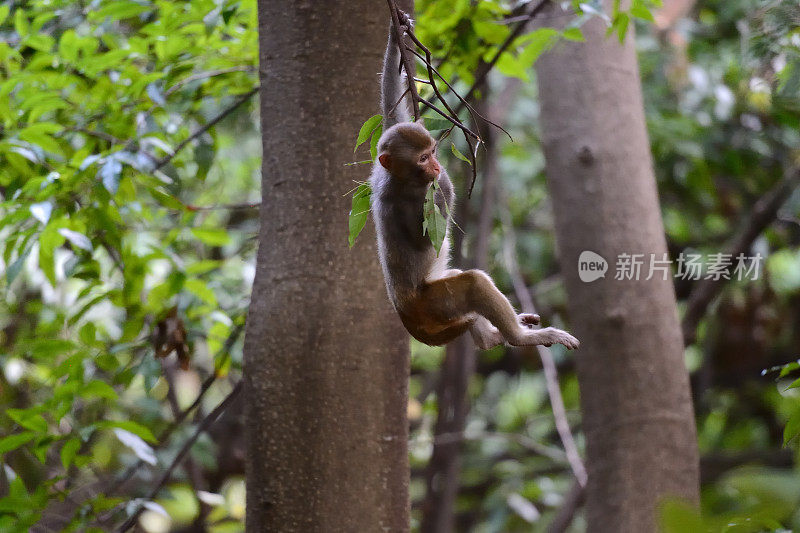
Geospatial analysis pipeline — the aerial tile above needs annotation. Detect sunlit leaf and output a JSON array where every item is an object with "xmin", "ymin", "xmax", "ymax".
[
  {"xmin": 97, "ymin": 421, "xmax": 157, "ymax": 444},
  {"xmin": 0, "ymin": 432, "xmax": 36, "ymax": 454},
  {"xmin": 191, "ymin": 227, "xmax": 231, "ymax": 246},
  {"xmin": 422, "ymin": 181, "xmax": 447, "ymax": 254},
  {"xmin": 58, "ymin": 229, "xmax": 93, "ymax": 251},
  {"xmin": 354, "ymin": 114, "xmax": 382, "ymax": 152},
  {"xmin": 450, "ymin": 143, "xmax": 472, "ymax": 165},
  {"xmin": 113, "ymin": 429, "xmax": 157, "ymax": 465},
  {"xmin": 29, "ymin": 201, "xmax": 52, "ymax": 224},
  {"xmin": 60, "ymin": 437, "xmax": 81, "ymax": 470},
  {"xmin": 348, "ymin": 183, "xmax": 371, "ymax": 248}
]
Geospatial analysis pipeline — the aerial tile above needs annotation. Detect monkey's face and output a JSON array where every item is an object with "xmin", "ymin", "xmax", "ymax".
[
  {"xmin": 377, "ymin": 124, "xmax": 442, "ymax": 186},
  {"xmin": 416, "ymin": 144, "xmax": 441, "ymax": 183}
]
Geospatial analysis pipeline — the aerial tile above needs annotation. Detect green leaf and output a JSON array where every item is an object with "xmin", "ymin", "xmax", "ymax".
[
  {"xmin": 472, "ymin": 20, "xmax": 509, "ymax": 44},
  {"xmin": 24, "ymin": 33, "xmax": 54, "ymax": 52},
  {"xmin": 0, "ymin": 5, "xmax": 9, "ymax": 26},
  {"xmin": 39, "ymin": 225, "xmax": 66, "ymax": 287},
  {"xmin": 613, "ymin": 12, "xmax": 630, "ymax": 43},
  {"xmin": 191, "ymin": 227, "xmax": 231, "ymax": 246},
  {"xmin": 185, "ymin": 260, "xmax": 221, "ymax": 275},
  {"xmin": 779, "ymin": 360, "xmax": 800, "ymax": 378},
  {"xmin": 0, "ymin": 432, "xmax": 35, "ymax": 454},
  {"xmin": 348, "ymin": 184, "xmax": 371, "ymax": 248},
  {"xmin": 422, "ymin": 182, "xmax": 447, "ymax": 254},
  {"xmin": 519, "ymin": 28, "xmax": 560, "ymax": 67},
  {"xmin": 30, "ymin": 339, "xmax": 77, "ymax": 359},
  {"xmin": 59, "ymin": 229, "xmax": 93, "ymax": 251},
  {"xmin": 425, "ymin": 118, "xmax": 454, "ymax": 131},
  {"xmin": 354, "ymin": 115, "xmax": 382, "ymax": 152},
  {"xmin": 60, "ymin": 437, "xmax": 81, "ymax": 470},
  {"xmin": 185, "ymin": 278, "xmax": 217, "ymax": 306},
  {"xmin": 13, "ymin": 9, "xmax": 29, "ymax": 37},
  {"xmin": 96, "ymin": 421, "xmax": 157, "ymax": 444},
  {"xmin": 783, "ymin": 413, "xmax": 800, "ymax": 446},
  {"xmin": 6, "ymin": 409, "xmax": 47, "ymax": 433},
  {"xmin": 59, "ymin": 30, "xmax": 79, "ymax": 62},
  {"xmin": 7, "ymin": 245, "xmax": 32, "ymax": 284},
  {"xmin": 785, "ymin": 377, "xmax": 800, "ymax": 391},
  {"xmin": 91, "ymin": 1, "xmax": 151, "ymax": 21},
  {"xmin": 450, "ymin": 143, "xmax": 472, "ymax": 165},
  {"xmin": 562, "ymin": 27, "xmax": 585, "ymax": 42},
  {"xmin": 19, "ymin": 125, "xmax": 61, "ymax": 153},
  {"xmin": 369, "ymin": 124, "xmax": 383, "ymax": 160},
  {"xmin": 82, "ymin": 380, "xmax": 118, "ymax": 400},
  {"xmin": 149, "ymin": 188, "xmax": 185, "ymax": 210},
  {"xmin": 630, "ymin": 4, "xmax": 654, "ymax": 22}
]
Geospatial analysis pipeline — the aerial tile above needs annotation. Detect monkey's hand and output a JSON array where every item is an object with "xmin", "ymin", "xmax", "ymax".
[
  {"xmin": 396, "ymin": 9, "xmax": 414, "ymax": 32},
  {"xmin": 519, "ymin": 313, "xmax": 541, "ymax": 328},
  {"xmin": 536, "ymin": 327, "xmax": 580, "ymax": 350}
]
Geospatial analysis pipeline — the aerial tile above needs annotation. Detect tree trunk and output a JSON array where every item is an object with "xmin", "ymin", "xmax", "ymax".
[
  {"xmin": 244, "ymin": 2, "xmax": 410, "ymax": 531},
  {"xmin": 534, "ymin": 1, "xmax": 700, "ymax": 529}
]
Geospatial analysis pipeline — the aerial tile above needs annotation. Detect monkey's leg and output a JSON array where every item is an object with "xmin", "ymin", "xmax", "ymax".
[
  {"xmin": 420, "ymin": 270, "xmax": 579, "ymax": 349},
  {"xmin": 469, "ymin": 316, "xmax": 504, "ymax": 350}
]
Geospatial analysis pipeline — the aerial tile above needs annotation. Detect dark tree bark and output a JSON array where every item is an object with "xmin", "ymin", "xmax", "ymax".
[
  {"xmin": 244, "ymin": 2, "xmax": 410, "ymax": 531},
  {"xmin": 534, "ymin": 1, "xmax": 700, "ymax": 529}
]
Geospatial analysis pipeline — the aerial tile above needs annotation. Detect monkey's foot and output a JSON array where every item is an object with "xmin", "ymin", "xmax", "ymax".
[
  {"xmin": 537, "ymin": 327, "xmax": 580, "ymax": 350},
  {"xmin": 519, "ymin": 313, "xmax": 540, "ymax": 328}
]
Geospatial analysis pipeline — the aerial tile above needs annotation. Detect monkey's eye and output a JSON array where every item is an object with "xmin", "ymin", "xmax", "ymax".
[{"xmin": 419, "ymin": 154, "xmax": 429, "ymax": 163}]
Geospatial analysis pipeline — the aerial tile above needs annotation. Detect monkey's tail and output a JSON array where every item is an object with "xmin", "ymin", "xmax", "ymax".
[{"xmin": 381, "ymin": 23, "xmax": 411, "ymax": 128}]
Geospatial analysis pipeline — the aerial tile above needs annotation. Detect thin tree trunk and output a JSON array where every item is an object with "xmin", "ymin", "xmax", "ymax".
[
  {"xmin": 420, "ymin": 85, "xmax": 523, "ymax": 533},
  {"xmin": 534, "ymin": 1, "xmax": 700, "ymax": 529},
  {"xmin": 244, "ymin": 2, "xmax": 410, "ymax": 531}
]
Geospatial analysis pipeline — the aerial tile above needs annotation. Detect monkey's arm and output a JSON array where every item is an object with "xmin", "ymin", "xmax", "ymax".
[
  {"xmin": 433, "ymin": 171, "xmax": 455, "ymax": 221},
  {"xmin": 381, "ymin": 19, "xmax": 411, "ymax": 128}
]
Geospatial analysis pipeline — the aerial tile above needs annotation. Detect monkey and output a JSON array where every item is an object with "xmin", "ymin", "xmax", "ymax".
[{"xmin": 368, "ymin": 15, "xmax": 579, "ymax": 351}]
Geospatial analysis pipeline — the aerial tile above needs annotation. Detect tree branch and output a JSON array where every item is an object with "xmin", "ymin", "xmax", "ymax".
[
  {"xmin": 116, "ymin": 381, "xmax": 243, "ymax": 532},
  {"xmin": 546, "ymin": 478, "xmax": 585, "ymax": 533},
  {"xmin": 153, "ymin": 87, "xmax": 258, "ymax": 171},
  {"xmin": 499, "ymin": 185, "xmax": 588, "ymax": 487},
  {"xmin": 682, "ymin": 167, "xmax": 800, "ymax": 344}
]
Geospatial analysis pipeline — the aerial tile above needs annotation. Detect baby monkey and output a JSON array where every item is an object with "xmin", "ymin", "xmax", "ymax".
[{"xmin": 369, "ymin": 15, "xmax": 579, "ymax": 351}]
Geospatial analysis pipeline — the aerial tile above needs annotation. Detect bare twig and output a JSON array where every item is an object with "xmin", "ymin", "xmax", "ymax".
[
  {"xmin": 387, "ymin": 87, "xmax": 412, "ymax": 119},
  {"xmin": 116, "ymin": 381, "xmax": 243, "ymax": 532},
  {"xmin": 499, "ymin": 186, "xmax": 588, "ymax": 488},
  {"xmin": 418, "ymin": 430, "xmax": 567, "ymax": 462},
  {"xmin": 186, "ymin": 202, "xmax": 260, "ymax": 211},
  {"xmin": 68, "ymin": 127, "xmax": 123, "ymax": 145},
  {"xmin": 383, "ymin": 2, "xmax": 490, "ymax": 193},
  {"xmin": 165, "ymin": 66, "xmax": 255, "ymax": 96},
  {"xmin": 417, "ymin": 96, "xmax": 478, "ymax": 141},
  {"xmin": 386, "ymin": 0, "xmax": 421, "ymax": 120},
  {"xmin": 153, "ymin": 87, "xmax": 258, "ymax": 171},
  {"xmin": 405, "ymin": 47, "xmax": 512, "ymax": 142}
]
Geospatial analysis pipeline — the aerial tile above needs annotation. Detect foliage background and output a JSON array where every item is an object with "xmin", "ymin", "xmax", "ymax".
[{"xmin": 0, "ymin": 0, "xmax": 798, "ymax": 531}]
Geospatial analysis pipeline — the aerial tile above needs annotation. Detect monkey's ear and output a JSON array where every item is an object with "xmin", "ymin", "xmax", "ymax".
[{"xmin": 378, "ymin": 154, "xmax": 391, "ymax": 170}]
